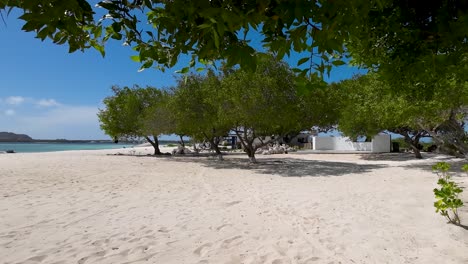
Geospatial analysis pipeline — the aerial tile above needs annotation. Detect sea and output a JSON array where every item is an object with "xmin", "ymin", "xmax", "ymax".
[{"xmin": 0, "ymin": 142, "xmax": 136, "ymax": 153}]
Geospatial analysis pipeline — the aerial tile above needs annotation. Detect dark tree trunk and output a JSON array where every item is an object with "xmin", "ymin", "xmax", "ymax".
[
  {"xmin": 145, "ymin": 135, "xmax": 161, "ymax": 155},
  {"xmin": 246, "ymin": 148, "xmax": 257, "ymax": 163},
  {"xmin": 424, "ymin": 117, "xmax": 468, "ymax": 158},
  {"xmin": 403, "ymin": 133, "xmax": 422, "ymax": 159},
  {"xmin": 410, "ymin": 144, "xmax": 423, "ymax": 159},
  {"xmin": 235, "ymin": 130, "xmax": 257, "ymax": 163},
  {"xmin": 210, "ymin": 137, "xmax": 223, "ymax": 160},
  {"xmin": 203, "ymin": 132, "xmax": 223, "ymax": 160},
  {"xmin": 178, "ymin": 135, "xmax": 185, "ymax": 148}
]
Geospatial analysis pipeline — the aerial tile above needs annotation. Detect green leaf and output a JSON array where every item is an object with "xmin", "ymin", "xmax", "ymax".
[
  {"xmin": 175, "ymin": 67, "xmax": 190, "ymax": 74},
  {"xmin": 332, "ymin": 60, "xmax": 346, "ymax": 66},
  {"xmin": 297, "ymin": 57, "xmax": 310, "ymax": 66},
  {"xmin": 92, "ymin": 43, "xmax": 105, "ymax": 57},
  {"xmin": 212, "ymin": 29, "xmax": 220, "ymax": 49},
  {"xmin": 130, "ymin": 55, "xmax": 140, "ymax": 62},
  {"xmin": 198, "ymin": 23, "xmax": 212, "ymax": 30}
]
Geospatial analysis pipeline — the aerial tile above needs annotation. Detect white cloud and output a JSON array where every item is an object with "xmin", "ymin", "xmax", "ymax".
[
  {"xmin": 36, "ymin": 99, "xmax": 61, "ymax": 107},
  {"xmin": 5, "ymin": 96, "xmax": 25, "ymax": 105},
  {"xmin": 0, "ymin": 105, "xmax": 108, "ymax": 139},
  {"xmin": 4, "ymin": 109, "xmax": 15, "ymax": 116}
]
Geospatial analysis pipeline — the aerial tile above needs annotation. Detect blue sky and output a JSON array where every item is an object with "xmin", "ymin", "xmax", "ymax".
[{"xmin": 0, "ymin": 12, "xmax": 363, "ymax": 140}]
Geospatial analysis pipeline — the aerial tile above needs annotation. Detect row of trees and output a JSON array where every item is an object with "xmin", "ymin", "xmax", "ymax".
[
  {"xmin": 98, "ymin": 55, "xmax": 468, "ymax": 162},
  {"xmin": 98, "ymin": 56, "xmax": 341, "ymax": 162}
]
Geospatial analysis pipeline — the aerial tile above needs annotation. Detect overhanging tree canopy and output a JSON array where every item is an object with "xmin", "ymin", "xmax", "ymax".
[{"xmin": 4, "ymin": 0, "xmax": 467, "ymax": 91}]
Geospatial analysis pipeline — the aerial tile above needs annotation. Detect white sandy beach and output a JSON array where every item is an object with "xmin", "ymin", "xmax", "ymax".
[{"xmin": 1, "ymin": 147, "xmax": 467, "ymax": 264}]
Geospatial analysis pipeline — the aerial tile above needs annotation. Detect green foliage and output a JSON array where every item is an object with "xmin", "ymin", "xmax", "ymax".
[
  {"xmin": 432, "ymin": 162, "xmax": 464, "ymax": 225},
  {"xmin": 98, "ymin": 85, "xmax": 173, "ymax": 143},
  {"xmin": 392, "ymin": 138, "xmax": 433, "ymax": 151},
  {"xmin": 337, "ymin": 73, "xmax": 467, "ymax": 158},
  {"xmin": 338, "ymin": 74, "xmax": 422, "ymax": 139},
  {"xmin": 348, "ymin": 1, "xmax": 468, "ymax": 97},
  {"xmin": 391, "ymin": 138, "xmax": 411, "ymax": 150},
  {"xmin": 296, "ymin": 77, "xmax": 344, "ymax": 131},
  {"xmin": 169, "ymin": 70, "xmax": 231, "ymax": 151},
  {"xmin": 98, "ymin": 86, "xmax": 142, "ymax": 140},
  {"xmin": 4, "ymin": 0, "xmax": 468, "ymax": 105},
  {"xmin": 462, "ymin": 164, "xmax": 468, "ymax": 173},
  {"xmin": 221, "ymin": 56, "xmax": 300, "ymax": 134},
  {"xmin": 219, "ymin": 55, "xmax": 301, "ymax": 161},
  {"xmin": 1, "ymin": 0, "xmax": 97, "ymax": 53}
]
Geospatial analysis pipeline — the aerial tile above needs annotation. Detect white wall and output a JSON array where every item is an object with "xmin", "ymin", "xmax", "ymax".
[
  {"xmin": 313, "ymin": 137, "xmax": 335, "ymax": 150},
  {"xmin": 371, "ymin": 134, "xmax": 391, "ymax": 152},
  {"xmin": 312, "ymin": 134, "xmax": 390, "ymax": 152}
]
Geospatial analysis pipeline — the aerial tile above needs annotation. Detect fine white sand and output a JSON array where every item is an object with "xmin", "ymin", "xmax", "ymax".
[{"xmin": 0, "ymin": 147, "xmax": 467, "ymax": 264}]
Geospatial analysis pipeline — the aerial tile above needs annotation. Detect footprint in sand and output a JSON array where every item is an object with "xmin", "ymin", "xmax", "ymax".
[
  {"xmin": 193, "ymin": 243, "xmax": 212, "ymax": 256},
  {"xmin": 157, "ymin": 227, "xmax": 170, "ymax": 233},
  {"xmin": 216, "ymin": 224, "xmax": 231, "ymax": 231},
  {"xmin": 222, "ymin": 236, "xmax": 243, "ymax": 248},
  {"xmin": 302, "ymin": 256, "xmax": 321, "ymax": 263},
  {"xmin": 25, "ymin": 255, "xmax": 47, "ymax": 262},
  {"xmin": 77, "ymin": 256, "xmax": 88, "ymax": 264},
  {"xmin": 225, "ymin": 201, "xmax": 242, "ymax": 207}
]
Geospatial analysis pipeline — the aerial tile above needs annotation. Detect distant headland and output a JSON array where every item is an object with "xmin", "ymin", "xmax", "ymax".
[
  {"xmin": 0, "ymin": 132, "xmax": 117, "ymax": 143},
  {"xmin": 0, "ymin": 132, "xmax": 33, "ymax": 142}
]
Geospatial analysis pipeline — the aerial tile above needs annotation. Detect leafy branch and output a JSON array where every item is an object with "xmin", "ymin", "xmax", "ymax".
[{"xmin": 432, "ymin": 162, "xmax": 465, "ymax": 226}]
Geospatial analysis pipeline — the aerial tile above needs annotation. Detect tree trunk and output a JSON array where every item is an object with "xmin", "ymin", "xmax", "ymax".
[
  {"xmin": 421, "ymin": 117, "xmax": 468, "ymax": 158},
  {"xmin": 178, "ymin": 135, "xmax": 185, "ymax": 148},
  {"xmin": 411, "ymin": 146, "xmax": 423, "ymax": 159},
  {"xmin": 247, "ymin": 148, "xmax": 257, "ymax": 163},
  {"xmin": 234, "ymin": 130, "xmax": 257, "ymax": 163},
  {"xmin": 145, "ymin": 135, "xmax": 161, "ymax": 155},
  {"xmin": 403, "ymin": 133, "xmax": 422, "ymax": 159},
  {"xmin": 210, "ymin": 137, "xmax": 223, "ymax": 160},
  {"xmin": 245, "ymin": 142, "xmax": 257, "ymax": 163},
  {"xmin": 248, "ymin": 153, "xmax": 256, "ymax": 163}
]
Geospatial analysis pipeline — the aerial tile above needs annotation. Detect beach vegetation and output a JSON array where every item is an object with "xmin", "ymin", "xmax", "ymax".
[
  {"xmin": 98, "ymin": 85, "xmax": 173, "ymax": 155},
  {"xmin": 337, "ymin": 74, "xmax": 468, "ymax": 159},
  {"xmin": 432, "ymin": 162, "xmax": 464, "ymax": 225},
  {"xmin": 169, "ymin": 70, "xmax": 231, "ymax": 159},
  {"xmin": 219, "ymin": 55, "xmax": 302, "ymax": 163}
]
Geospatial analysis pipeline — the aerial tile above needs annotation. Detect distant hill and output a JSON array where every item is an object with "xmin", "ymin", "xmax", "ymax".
[{"xmin": 0, "ymin": 132, "xmax": 33, "ymax": 142}]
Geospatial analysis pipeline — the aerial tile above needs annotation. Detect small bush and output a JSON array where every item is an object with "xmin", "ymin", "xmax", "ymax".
[
  {"xmin": 432, "ymin": 162, "xmax": 464, "ymax": 225},
  {"xmin": 166, "ymin": 143, "xmax": 177, "ymax": 147},
  {"xmin": 462, "ymin": 164, "xmax": 468, "ymax": 173}
]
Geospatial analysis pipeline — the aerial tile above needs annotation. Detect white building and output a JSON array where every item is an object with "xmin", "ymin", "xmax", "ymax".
[{"xmin": 312, "ymin": 134, "xmax": 391, "ymax": 153}]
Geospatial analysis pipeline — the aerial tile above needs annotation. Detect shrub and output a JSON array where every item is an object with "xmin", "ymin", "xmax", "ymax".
[{"xmin": 432, "ymin": 162, "xmax": 464, "ymax": 225}]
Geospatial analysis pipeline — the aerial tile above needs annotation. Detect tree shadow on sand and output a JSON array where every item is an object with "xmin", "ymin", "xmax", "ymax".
[
  {"xmin": 359, "ymin": 153, "xmax": 468, "ymax": 177},
  {"xmin": 170, "ymin": 156, "xmax": 387, "ymax": 177},
  {"xmin": 403, "ymin": 160, "xmax": 468, "ymax": 178},
  {"xmin": 358, "ymin": 152, "xmax": 455, "ymax": 162}
]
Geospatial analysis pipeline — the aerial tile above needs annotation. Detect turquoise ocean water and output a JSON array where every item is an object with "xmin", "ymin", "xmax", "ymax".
[{"xmin": 0, "ymin": 142, "xmax": 135, "ymax": 153}]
